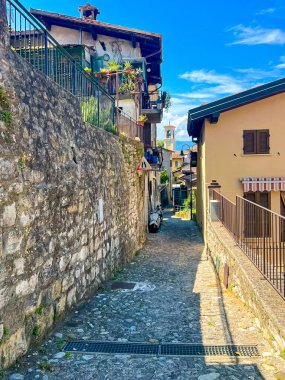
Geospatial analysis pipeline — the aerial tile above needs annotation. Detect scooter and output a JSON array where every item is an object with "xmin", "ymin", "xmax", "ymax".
[{"xmin": 148, "ymin": 205, "xmax": 163, "ymax": 233}]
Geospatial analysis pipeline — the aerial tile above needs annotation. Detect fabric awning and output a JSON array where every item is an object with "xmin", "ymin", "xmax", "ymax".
[{"xmin": 241, "ymin": 177, "xmax": 285, "ymax": 192}]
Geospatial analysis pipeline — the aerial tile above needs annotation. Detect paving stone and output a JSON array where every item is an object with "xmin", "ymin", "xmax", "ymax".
[{"xmin": 3, "ymin": 210, "xmax": 285, "ymax": 379}]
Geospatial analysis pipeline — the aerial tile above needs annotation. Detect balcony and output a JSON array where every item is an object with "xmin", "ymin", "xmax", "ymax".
[{"xmin": 142, "ymin": 91, "xmax": 166, "ymax": 123}]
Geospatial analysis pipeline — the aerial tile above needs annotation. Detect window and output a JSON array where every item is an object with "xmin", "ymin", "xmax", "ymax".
[
  {"xmin": 243, "ymin": 130, "xmax": 270, "ymax": 154},
  {"xmin": 175, "ymin": 161, "xmax": 178, "ymax": 167},
  {"xmin": 167, "ymin": 130, "xmax": 171, "ymax": 138}
]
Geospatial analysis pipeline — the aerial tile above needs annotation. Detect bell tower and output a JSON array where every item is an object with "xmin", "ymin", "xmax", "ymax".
[{"xmin": 164, "ymin": 125, "xmax": 176, "ymax": 151}]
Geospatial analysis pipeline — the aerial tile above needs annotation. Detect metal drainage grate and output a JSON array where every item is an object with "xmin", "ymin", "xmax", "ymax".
[
  {"xmin": 160, "ymin": 344, "xmax": 259, "ymax": 357},
  {"xmin": 64, "ymin": 341, "xmax": 158, "ymax": 355},
  {"xmin": 64, "ymin": 341, "xmax": 259, "ymax": 357}
]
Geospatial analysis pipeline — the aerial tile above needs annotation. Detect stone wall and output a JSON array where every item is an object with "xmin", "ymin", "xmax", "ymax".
[
  {"xmin": 207, "ymin": 217, "xmax": 285, "ymax": 352},
  {"xmin": 0, "ymin": 25, "xmax": 147, "ymax": 367}
]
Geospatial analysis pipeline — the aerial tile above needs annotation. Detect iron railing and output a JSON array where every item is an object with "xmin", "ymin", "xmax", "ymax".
[
  {"xmin": 5, "ymin": 0, "xmax": 141, "ymax": 138},
  {"xmin": 117, "ymin": 111, "xmax": 144, "ymax": 141},
  {"xmin": 212, "ymin": 190, "xmax": 285, "ymax": 299}
]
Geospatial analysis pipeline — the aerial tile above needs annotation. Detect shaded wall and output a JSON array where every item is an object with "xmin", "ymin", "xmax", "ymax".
[{"xmin": 0, "ymin": 18, "xmax": 146, "ymax": 368}]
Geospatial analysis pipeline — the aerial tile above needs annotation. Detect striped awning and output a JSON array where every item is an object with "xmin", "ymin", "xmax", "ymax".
[{"xmin": 241, "ymin": 177, "xmax": 285, "ymax": 192}]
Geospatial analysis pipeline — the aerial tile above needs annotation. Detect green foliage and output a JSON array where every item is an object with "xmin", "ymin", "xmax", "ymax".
[
  {"xmin": 164, "ymin": 92, "xmax": 172, "ymax": 111},
  {"xmin": 35, "ymin": 303, "xmax": 45, "ymax": 316},
  {"xmin": 1, "ymin": 111, "xmax": 12, "ymax": 127},
  {"xmin": 0, "ymin": 326, "xmax": 9, "ymax": 344},
  {"xmin": 18, "ymin": 152, "xmax": 27, "ymax": 171},
  {"xmin": 0, "ymin": 369, "xmax": 6, "ymax": 378},
  {"xmin": 55, "ymin": 337, "xmax": 65, "ymax": 350},
  {"xmin": 32, "ymin": 324, "xmax": 40, "ymax": 337},
  {"xmin": 108, "ymin": 60, "xmax": 121, "ymax": 72},
  {"xmin": 81, "ymin": 96, "xmax": 113, "ymax": 131},
  {"xmin": 157, "ymin": 140, "xmax": 164, "ymax": 148},
  {"xmin": 280, "ymin": 350, "xmax": 285, "ymax": 360},
  {"xmin": 160, "ymin": 170, "xmax": 169, "ymax": 184},
  {"xmin": 0, "ymin": 86, "xmax": 10, "ymax": 110},
  {"xmin": 53, "ymin": 308, "xmax": 59, "ymax": 322},
  {"xmin": 138, "ymin": 114, "xmax": 148, "ymax": 122},
  {"xmin": 65, "ymin": 352, "xmax": 71, "ymax": 359},
  {"xmin": 39, "ymin": 360, "xmax": 54, "ymax": 372}
]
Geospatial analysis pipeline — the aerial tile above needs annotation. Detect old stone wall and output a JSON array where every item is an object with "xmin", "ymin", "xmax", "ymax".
[
  {"xmin": 207, "ymin": 217, "xmax": 285, "ymax": 352},
  {"xmin": 0, "ymin": 29, "xmax": 146, "ymax": 367}
]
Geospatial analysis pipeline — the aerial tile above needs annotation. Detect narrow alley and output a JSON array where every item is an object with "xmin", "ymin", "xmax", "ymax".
[{"xmin": 5, "ymin": 212, "xmax": 285, "ymax": 380}]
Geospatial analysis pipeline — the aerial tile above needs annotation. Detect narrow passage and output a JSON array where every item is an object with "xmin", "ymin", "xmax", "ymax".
[{"xmin": 6, "ymin": 211, "xmax": 285, "ymax": 379}]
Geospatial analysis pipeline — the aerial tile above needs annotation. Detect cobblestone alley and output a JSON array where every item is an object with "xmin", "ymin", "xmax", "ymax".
[{"xmin": 5, "ymin": 211, "xmax": 285, "ymax": 380}]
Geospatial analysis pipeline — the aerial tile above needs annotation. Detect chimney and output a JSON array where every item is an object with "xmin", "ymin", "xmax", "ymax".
[{"xmin": 78, "ymin": 3, "xmax": 100, "ymax": 20}]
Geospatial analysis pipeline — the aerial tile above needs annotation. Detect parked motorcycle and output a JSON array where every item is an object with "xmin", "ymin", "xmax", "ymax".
[{"xmin": 148, "ymin": 205, "xmax": 163, "ymax": 233}]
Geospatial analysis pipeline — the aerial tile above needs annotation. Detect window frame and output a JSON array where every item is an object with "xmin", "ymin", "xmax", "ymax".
[{"xmin": 243, "ymin": 129, "xmax": 270, "ymax": 155}]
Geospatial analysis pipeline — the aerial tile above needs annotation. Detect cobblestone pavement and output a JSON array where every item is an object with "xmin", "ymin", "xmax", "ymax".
[{"xmin": 5, "ymin": 211, "xmax": 285, "ymax": 380}]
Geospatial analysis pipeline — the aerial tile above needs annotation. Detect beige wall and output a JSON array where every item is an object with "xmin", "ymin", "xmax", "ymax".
[
  {"xmin": 49, "ymin": 25, "xmax": 142, "ymax": 61},
  {"xmin": 202, "ymin": 92, "xmax": 285, "ymax": 215}
]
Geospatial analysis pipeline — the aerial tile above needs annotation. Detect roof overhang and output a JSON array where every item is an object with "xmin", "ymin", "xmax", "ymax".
[
  {"xmin": 187, "ymin": 77, "xmax": 285, "ymax": 138},
  {"xmin": 30, "ymin": 9, "xmax": 162, "ymax": 83}
]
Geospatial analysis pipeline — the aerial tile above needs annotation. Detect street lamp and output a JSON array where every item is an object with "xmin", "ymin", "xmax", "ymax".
[{"xmin": 180, "ymin": 144, "xmax": 193, "ymax": 220}]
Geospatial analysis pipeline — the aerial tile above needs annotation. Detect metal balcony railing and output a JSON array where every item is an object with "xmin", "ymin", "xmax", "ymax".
[{"xmin": 212, "ymin": 190, "xmax": 285, "ymax": 299}]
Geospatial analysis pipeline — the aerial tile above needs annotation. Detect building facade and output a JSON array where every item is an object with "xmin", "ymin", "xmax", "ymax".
[
  {"xmin": 188, "ymin": 78, "xmax": 285, "ymax": 234},
  {"xmin": 30, "ymin": 4, "xmax": 165, "ymax": 148}
]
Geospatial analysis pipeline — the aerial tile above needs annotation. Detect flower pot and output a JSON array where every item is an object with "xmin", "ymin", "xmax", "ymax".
[
  {"xmin": 138, "ymin": 121, "xmax": 144, "ymax": 127},
  {"xmin": 100, "ymin": 77, "xmax": 107, "ymax": 84}
]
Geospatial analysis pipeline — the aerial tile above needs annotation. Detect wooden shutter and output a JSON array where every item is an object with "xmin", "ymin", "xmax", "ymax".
[
  {"xmin": 243, "ymin": 130, "xmax": 255, "ymax": 154},
  {"xmin": 257, "ymin": 130, "xmax": 269, "ymax": 154}
]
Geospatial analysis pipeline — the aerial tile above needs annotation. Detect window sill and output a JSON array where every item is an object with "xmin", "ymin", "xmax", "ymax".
[{"xmin": 240, "ymin": 154, "xmax": 272, "ymax": 157}]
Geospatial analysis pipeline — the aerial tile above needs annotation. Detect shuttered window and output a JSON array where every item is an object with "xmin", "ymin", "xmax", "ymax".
[{"xmin": 243, "ymin": 130, "xmax": 270, "ymax": 154}]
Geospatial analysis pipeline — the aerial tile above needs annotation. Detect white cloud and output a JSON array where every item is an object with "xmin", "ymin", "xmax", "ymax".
[
  {"xmin": 158, "ymin": 61, "xmax": 285, "ymax": 141},
  {"xmin": 178, "ymin": 92, "xmax": 215, "ymax": 99},
  {"xmin": 180, "ymin": 69, "xmax": 244, "ymax": 94},
  {"xmin": 256, "ymin": 8, "xmax": 275, "ymax": 15},
  {"xmin": 275, "ymin": 63, "xmax": 285, "ymax": 69},
  {"xmin": 274, "ymin": 56, "xmax": 285, "ymax": 69},
  {"xmin": 228, "ymin": 24, "xmax": 285, "ymax": 45}
]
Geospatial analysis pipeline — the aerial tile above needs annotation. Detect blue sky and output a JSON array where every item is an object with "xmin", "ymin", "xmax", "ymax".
[{"xmin": 22, "ymin": 0, "xmax": 285, "ymax": 140}]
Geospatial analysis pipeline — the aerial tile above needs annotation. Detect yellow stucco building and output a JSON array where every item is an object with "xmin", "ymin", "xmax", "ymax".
[{"xmin": 187, "ymin": 78, "xmax": 285, "ymax": 235}]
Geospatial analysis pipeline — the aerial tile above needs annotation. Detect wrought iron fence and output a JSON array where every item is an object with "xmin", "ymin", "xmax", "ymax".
[
  {"xmin": 5, "ymin": 0, "xmax": 141, "ymax": 138},
  {"xmin": 212, "ymin": 190, "xmax": 285, "ymax": 299}
]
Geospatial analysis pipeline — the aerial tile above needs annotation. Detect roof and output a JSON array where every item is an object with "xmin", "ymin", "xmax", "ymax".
[
  {"xmin": 30, "ymin": 8, "xmax": 162, "ymax": 83},
  {"xmin": 187, "ymin": 77, "xmax": 285, "ymax": 137},
  {"xmin": 172, "ymin": 152, "xmax": 184, "ymax": 159}
]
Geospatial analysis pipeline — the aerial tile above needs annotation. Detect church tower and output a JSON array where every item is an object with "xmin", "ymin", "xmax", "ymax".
[{"xmin": 164, "ymin": 125, "xmax": 176, "ymax": 151}]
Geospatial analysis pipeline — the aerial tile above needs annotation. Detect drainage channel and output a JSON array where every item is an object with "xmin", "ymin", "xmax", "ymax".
[{"xmin": 64, "ymin": 341, "xmax": 259, "ymax": 357}]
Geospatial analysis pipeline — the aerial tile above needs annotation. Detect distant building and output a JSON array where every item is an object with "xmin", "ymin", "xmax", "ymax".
[{"xmin": 164, "ymin": 125, "xmax": 176, "ymax": 151}]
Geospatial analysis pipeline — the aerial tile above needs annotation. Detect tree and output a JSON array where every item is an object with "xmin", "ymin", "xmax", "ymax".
[
  {"xmin": 160, "ymin": 170, "xmax": 169, "ymax": 184},
  {"xmin": 157, "ymin": 140, "xmax": 164, "ymax": 148}
]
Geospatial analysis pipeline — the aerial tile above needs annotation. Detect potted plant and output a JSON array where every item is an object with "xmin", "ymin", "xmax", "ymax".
[
  {"xmin": 123, "ymin": 61, "xmax": 133, "ymax": 74},
  {"xmin": 138, "ymin": 114, "xmax": 148, "ymax": 126},
  {"xmin": 107, "ymin": 60, "xmax": 121, "ymax": 73},
  {"xmin": 84, "ymin": 67, "xmax": 92, "ymax": 75},
  {"xmin": 99, "ymin": 68, "xmax": 108, "ymax": 84}
]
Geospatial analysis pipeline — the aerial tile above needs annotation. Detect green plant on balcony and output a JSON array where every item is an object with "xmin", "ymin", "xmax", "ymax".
[
  {"xmin": 99, "ymin": 68, "xmax": 108, "ymax": 83},
  {"xmin": 84, "ymin": 67, "xmax": 92, "ymax": 75},
  {"xmin": 81, "ymin": 96, "xmax": 113, "ymax": 131},
  {"xmin": 138, "ymin": 114, "xmax": 148, "ymax": 126},
  {"xmin": 107, "ymin": 60, "xmax": 121, "ymax": 72},
  {"xmin": 163, "ymin": 92, "xmax": 172, "ymax": 111}
]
